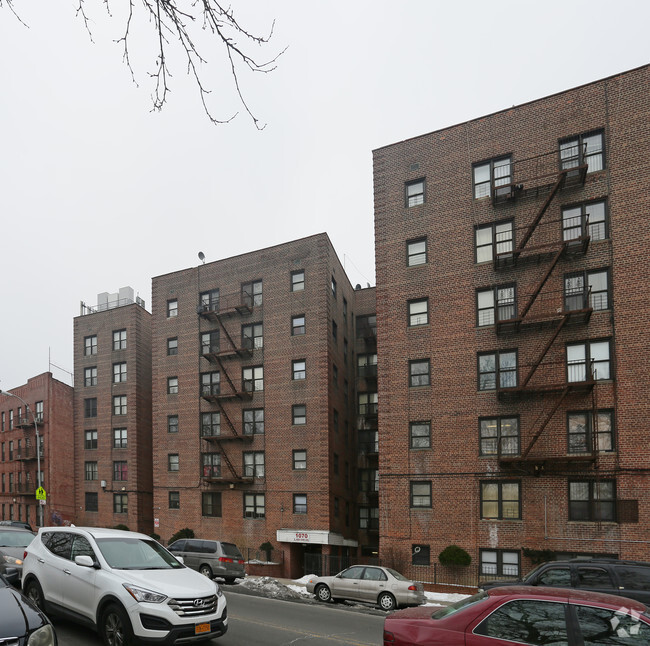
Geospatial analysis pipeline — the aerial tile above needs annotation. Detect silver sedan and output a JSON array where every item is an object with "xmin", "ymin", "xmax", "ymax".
[{"xmin": 306, "ymin": 565, "xmax": 425, "ymax": 611}]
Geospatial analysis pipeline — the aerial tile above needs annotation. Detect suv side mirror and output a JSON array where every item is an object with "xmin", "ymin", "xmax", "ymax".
[{"xmin": 75, "ymin": 555, "xmax": 97, "ymax": 568}]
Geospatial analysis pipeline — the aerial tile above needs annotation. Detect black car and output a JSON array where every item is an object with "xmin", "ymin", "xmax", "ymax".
[
  {"xmin": 482, "ymin": 558, "xmax": 650, "ymax": 604},
  {"xmin": 0, "ymin": 572, "xmax": 57, "ymax": 644},
  {"xmin": 0, "ymin": 520, "xmax": 34, "ymax": 531}
]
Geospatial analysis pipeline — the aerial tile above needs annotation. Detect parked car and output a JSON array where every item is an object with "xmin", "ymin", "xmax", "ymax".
[
  {"xmin": 0, "ymin": 525, "xmax": 35, "ymax": 581},
  {"xmin": 481, "ymin": 558, "xmax": 650, "ymax": 604},
  {"xmin": 0, "ymin": 520, "xmax": 34, "ymax": 531},
  {"xmin": 0, "ymin": 549, "xmax": 20, "ymax": 585},
  {"xmin": 383, "ymin": 585, "xmax": 650, "ymax": 645},
  {"xmin": 0, "ymin": 572, "xmax": 57, "ymax": 644},
  {"xmin": 167, "ymin": 539, "xmax": 245, "ymax": 583},
  {"xmin": 306, "ymin": 565, "xmax": 425, "ymax": 611},
  {"xmin": 22, "ymin": 527, "xmax": 228, "ymax": 645}
]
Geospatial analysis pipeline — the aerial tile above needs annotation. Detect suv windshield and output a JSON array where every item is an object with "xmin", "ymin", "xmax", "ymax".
[{"xmin": 97, "ymin": 537, "xmax": 184, "ymax": 570}]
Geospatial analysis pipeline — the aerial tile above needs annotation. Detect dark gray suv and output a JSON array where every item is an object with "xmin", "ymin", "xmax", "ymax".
[
  {"xmin": 482, "ymin": 558, "xmax": 650, "ymax": 604},
  {"xmin": 168, "ymin": 539, "xmax": 245, "ymax": 583}
]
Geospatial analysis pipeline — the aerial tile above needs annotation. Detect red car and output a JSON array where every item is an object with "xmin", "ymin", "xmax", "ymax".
[{"xmin": 383, "ymin": 586, "xmax": 650, "ymax": 645}]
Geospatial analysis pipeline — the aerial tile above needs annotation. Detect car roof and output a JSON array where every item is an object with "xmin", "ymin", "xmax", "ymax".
[
  {"xmin": 37, "ymin": 526, "xmax": 152, "ymax": 540},
  {"xmin": 539, "ymin": 558, "xmax": 650, "ymax": 567},
  {"xmin": 488, "ymin": 585, "xmax": 648, "ymax": 611},
  {"xmin": 0, "ymin": 526, "xmax": 35, "ymax": 533}
]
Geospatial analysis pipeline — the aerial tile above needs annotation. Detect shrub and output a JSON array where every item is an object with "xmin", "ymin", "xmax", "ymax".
[
  {"xmin": 439, "ymin": 545, "xmax": 471, "ymax": 566},
  {"xmin": 259, "ymin": 541, "xmax": 273, "ymax": 561},
  {"xmin": 113, "ymin": 524, "xmax": 130, "ymax": 531},
  {"xmin": 168, "ymin": 528, "xmax": 195, "ymax": 544}
]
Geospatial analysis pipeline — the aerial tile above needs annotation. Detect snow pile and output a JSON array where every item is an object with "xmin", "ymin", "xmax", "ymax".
[{"xmin": 238, "ymin": 576, "xmax": 303, "ymax": 600}]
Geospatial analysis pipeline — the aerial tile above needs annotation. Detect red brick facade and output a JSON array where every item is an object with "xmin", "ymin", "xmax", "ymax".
[
  {"xmin": 0, "ymin": 373, "xmax": 74, "ymax": 527},
  {"xmin": 373, "ymin": 65, "xmax": 650, "ymax": 579},
  {"xmin": 73, "ymin": 298, "xmax": 153, "ymax": 533}
]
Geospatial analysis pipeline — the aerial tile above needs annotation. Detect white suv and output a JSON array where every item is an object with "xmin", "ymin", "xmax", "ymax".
[{"xmin": 22, "ymin": 527, "xmax": 228, "ymax": 645}]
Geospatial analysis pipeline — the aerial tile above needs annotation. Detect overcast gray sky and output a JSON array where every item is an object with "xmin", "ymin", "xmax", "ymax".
[{"xmin": 1, "ymin": 0, "xmax": 648, "ymax": 390}]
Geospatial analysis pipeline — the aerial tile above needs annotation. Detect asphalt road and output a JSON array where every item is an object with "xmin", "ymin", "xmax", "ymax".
[{"xmin": 51, "ymin": 587, "xmax": 386, "ymax": 645}]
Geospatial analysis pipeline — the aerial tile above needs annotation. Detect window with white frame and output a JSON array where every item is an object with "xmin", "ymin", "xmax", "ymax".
[{"xmin": 480, "ymin": 549, "xmax": 520, "ymax": 577}]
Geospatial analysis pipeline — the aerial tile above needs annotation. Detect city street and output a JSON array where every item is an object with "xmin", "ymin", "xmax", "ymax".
[{"xmin": 51, "ymin": 589, "xmax": 385, "ymax": 645}]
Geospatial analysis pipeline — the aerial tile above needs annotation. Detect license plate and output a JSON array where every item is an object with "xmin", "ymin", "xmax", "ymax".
[{"xmin": 195, "ymin": 623, "xmax": 211, "ymax": 635}]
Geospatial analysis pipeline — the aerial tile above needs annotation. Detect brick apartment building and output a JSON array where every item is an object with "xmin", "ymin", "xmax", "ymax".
[
  {"xmin": 73, "ymin": 287, "xmax": 153, "ymax": 534},
  {"xmin": 373, "ymin": 64, "xmax": 650, "ymax": 581},
  {"xmin": 0, "ymin": 372, "xmax": 74, "ymax": 528},
  {"xmin": 150, "ymin": 234, "xmax": 373, "ymax": 577}
]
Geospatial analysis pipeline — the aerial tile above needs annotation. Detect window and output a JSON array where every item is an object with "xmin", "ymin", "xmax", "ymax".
[
  {"xmin": 332, "ymin": 363, "xmax": 338, "ymax": 386},
  {"xmin": 408, "ymin": 299, "xmax": 428, "ymax": 326},
  {"xmin": 475, "ymin": 599, "xmax": 568, "ymax": 643},
  {"xmin": 477, "ymin": 285, "xmax": 516, "ymax": 326},
  {"xmin": 202, "ymin": 453, "xmax": 221, "ymax": 478},
  {"xmin": 85, "ymin": 461, "xmax": 97, "ymax": 481},
  {"xmin": 412, "ymin": 545, "xmax": 430, "ymax": 566},
  {"xmin": 473, "ymin": 156, "xmax": 511, "ymax": 199},
  {"xmin": 407, "ymin": 238, "xmax": 427, "ymax": 266},
  {"xmin": 234, "ymin": 328, "xmax": 259, "ymax": 356},
  {"xmin": 113, "ymin": 362, "xmax": 127, "ymax": 383},
  {"xmin": 243, "ymin": 408, "xmax": 264, "ymax": 435},
  {"xmin": 113, "ymin": 395, "xmax": 127, "ymax": 416},
  {"xmin": 244, "ymin": 493, "xmax": 265, "ymax": 519},
  {"xmin": 405, "ymin": 178, "xmax": 425, "ymax": 207},
  {"xmin": 84, "ymin": 398, "xmax": 97, "ymax": 418},
  {"xmin": 243, "ymin": 366, "xmax": 263, "ymax": 392},
  {"xmin": 201, "ymin": 412, "xmax": 221, "ymax": 437},
  {"xmin": 359, "ymin": 468, "xmax": 379, "ymax": 493},
  {"xmin": 8, "ymin": 411, "xmax": 13, "ymax": 430},
  {"xmin": 202, "ymin": 492, "xmax": 222, "ymax": 517},
  {"xmin": 112, "ymin": 329, "xmax": 127, "ymax": 350},
  {"xmin": 167, "ymin": 376, "xmax": 179, "ymax": 394},
  {"xmin": 35, "ymin": 401, "xmax": 43, "ymax": 423},
  {"xmin": 291, "ymin": 314, "xmax": 306, "ymax": 336},
  {"xmin": 292, "ymin": 359, "xmax": 306, "ymax": 380},
  {"xmin": 409, "ymin": 359, "xmax": 430, "ymax": 387},
  {"xmin": 113, "ymin": 461, "xmax": 128, "ymax": 481},
  {"xmin": 356, "ymin": 314, "xmax": 376, "ymax": 340},
  {"xmin": 291, "ymin": 270, "xmax": 305, "ymax": 292},
  {"xmin": 410, "ymin": 422, "xmax": 431, "ymax": 449},
  {"xmin": 84, "ymin": 430, "xmax": 97, "ymax": 450},
  {"xmin": 293, "ymin": 494, "xmax": 307, "ymax": 514},
  {"xmin": 169, "ymin": 491, "xmax": 180, "ymax": 510},
  {"xmin": 564, "ymin": 269, "xmax": 609, "ymax": 312},
  {"xmin": 480, "ymin": 417, "xmax": 520, "ymax": 456},
  {"xmin": 113, "ymin": 428, "xmax": 127, "ymax": 449},
  {"xmin": 200, "ymin": 331, "xmax": 219, "ymax": 355},
  {"xmin": 359, "ymin": 429, "xmax": 378, "ymax": 454},
  {"xmin": 85, "ymin": 492, "xmax": 98, "ymax": 512},
  {"xmin": 475, "ymin": 221, "xmax": 514, "ymax": 263},
  {"xmin": 199, "ymin": 288, "xmax": 220, "ymax": 313},
  {"xmin": 359, "ymin": 507, "xmax": 379, "ymax": 530},
  {"xmin": 167, "ymin": 337, "xmax": 178, "ymax": 355},
  {"xmin": 358, "ymin": 392, "xmax": 378, "ymax": 415},
  {"xmin": 560, "ymin": 130, "xmax": 604, "ymax": 173},
  {"xmin": 241, "ymin": 280, "xmax": 262, "ymax": 307},
  {"xmin": 167, "ymin": 299, "xmax": 178, "ymax": 317},
  {"xmin": 480, "ymin": 549, "xmax": 520, "ymax": 577},
  {"xmin": 562, "ymin": 200, "xmax": 607, "ymax": 242},
  {"xmin": 201, "ymin": 371, "xmax": 220, "ymax": 396},
  {"xmin": 478, "ymin": 351, "xmax": 517, "ymax": 390},
  {"xmin": 84, "ymin": 335, "xmax": 97, "ymax": 356},
  {"xmin": 293, "ymin": 449, "xmax": 306, "ymax": 470},
  {"xmin": 332, "ymin": 319, "xmax": 338, "ymax": 340},
  {"xmin": 84, "ymin": 367, "xmax": 97, "ymax": 387},
  {"xmin": 569, "ymin": 480, "xmax": 616, "ymax": 521},
  {"xmin": 343, "ymin": 298, "xmax": 348, "ymax": 321},
  {"xmin": 113, "ymin": 493, "xmax": 128, "ymax": 514},
  {"xmin": 243, "ymin": 451, "xmax": 265, "ymax": 477},
  {"xmin": 576, "ymin": 604, "xmax": 650, "ymax": 644},
  {"xmin": 358, "ymin": 353, "xmax": 378, "ymax": 378},
  {"xmin": 568, "ymin": 410, "xmax": 614, "ymax": 453},
  {"xmin": 331, "ymin": 276, "xmax": 337, "ymax": 298},
  {"xmin": 167, "ymin": 415, "xmax": 178, "ymax": 434},
  {"xmin": 292, "ymin": 404, "xmax": 306, "ymax": 425},
  {"xmin": 168, "ymin": 454, "xmax": 179, "ymax": 472},
  {"xmin": 567, "ymin": 340, "xmax": 611, "ymax": 382},
  {"xmin": 410, "ymin": 481, "xmax": 432, "ymax": 508},
  {"xmin": 481, "ymin": 481, "xmax": 521, "ymax": 519}
]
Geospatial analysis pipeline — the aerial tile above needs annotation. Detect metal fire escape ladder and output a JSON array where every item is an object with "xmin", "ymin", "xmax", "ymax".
[
  {"xmin": 520, "ymin": 387, "xmax": 570, "ymax": 459},
  {"xmin": 520, "ymin": 315, "xmax": 568, "ymax": 389},
  {"xmin": 214, "ymin": 401, "xmax": 242, "ymax": 439},
  {"xmin": 518, "ymin": 244, "xmax": 566, "ymax": 321},
  {"xmin": 215, "ymin": 440, "xmax": 242, "ymax": 480}
]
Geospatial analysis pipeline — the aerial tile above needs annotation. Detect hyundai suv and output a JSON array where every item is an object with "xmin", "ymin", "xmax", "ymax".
[{"xmin": 22, "ymin": 527, "xmax": 228, "ymax": 645}]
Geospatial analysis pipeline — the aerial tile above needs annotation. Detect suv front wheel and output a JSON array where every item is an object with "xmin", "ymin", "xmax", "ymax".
[
  {"xmin": 101, "ymin": 603, "xmax": 134, "ymax": 646},
  {"xmin": 24, "ymin": 579, "xmax": 45, "ymax": 612}
]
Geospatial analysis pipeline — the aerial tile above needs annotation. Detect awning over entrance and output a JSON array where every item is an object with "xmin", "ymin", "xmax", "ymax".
[{"xmin": 276, "ymin": 529, "xmax": 358, "ymax": 547}]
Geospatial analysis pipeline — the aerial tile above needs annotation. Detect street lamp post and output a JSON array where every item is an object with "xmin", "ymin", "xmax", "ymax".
[{"xmin": 0, "ymin": 390, "xmax": 43, "ymax": 527}]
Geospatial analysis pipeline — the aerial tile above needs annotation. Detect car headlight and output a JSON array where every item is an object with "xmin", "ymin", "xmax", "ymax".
[
  {"xmin": 27, "ymin": 624, "xmax": 56, "ymax": 646},
  {"xmin": 123, "ymin": 583, "xmax": 167, "ymax": 604},
  {"xmin": 2, "ymin": 554, "xmax": 22, "ymax": 566},
  {"xmin": 216, "ymin": 584, "xmax": 223, "ymax": 598}
]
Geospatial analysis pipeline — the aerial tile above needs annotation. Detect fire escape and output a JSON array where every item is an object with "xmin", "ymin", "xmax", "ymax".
[
  {"xmin": 488, "ymin": 146, "xmax": 600, "ymax": 475},
  {"xmin": 14, "ymin": 416, "xmax": 42, "ymax": 495},
  {"xmin": 198, "ymin": 289, "xmax": 259, "ymax": 486}
]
